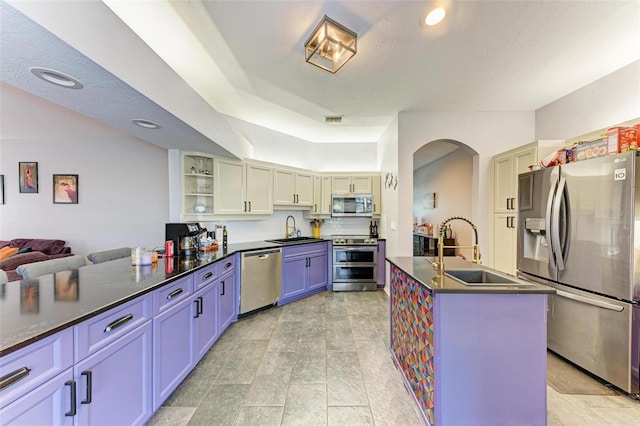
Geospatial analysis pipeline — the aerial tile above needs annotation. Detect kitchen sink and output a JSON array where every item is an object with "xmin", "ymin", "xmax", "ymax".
[
  {"xmin": 265, "ymin": 237, "xmax": 323, "ymax": 245},
  {"xmin": 445, "ymin": 269, "xmax": 533, "ymax": 286}
]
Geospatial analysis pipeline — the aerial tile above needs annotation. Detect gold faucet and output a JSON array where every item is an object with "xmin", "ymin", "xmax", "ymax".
[
  {"xmin": 285, "ymin": 215, "xmax": 296, "ymax": 238},
  {"xmin": 432, "ymin": 216, "xmax": 481, "ymax": 280}
]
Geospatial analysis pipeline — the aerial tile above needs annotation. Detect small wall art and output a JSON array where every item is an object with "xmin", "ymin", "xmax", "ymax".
[
  {"xmin": 18, "ymin": 162, "xmax": 38, "ymax": 193},
  {"xmin": 424, "ymin": 192, "xmax": 436, "ymax": 209},
  {"xmin": 53, "ymin": 174, "xmax": 78, "ymax": 204}
]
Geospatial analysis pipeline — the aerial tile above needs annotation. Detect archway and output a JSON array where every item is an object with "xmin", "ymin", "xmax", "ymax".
[{"xmin": 412, "ymin": 139, "xmax": 479, "ymax": 258}]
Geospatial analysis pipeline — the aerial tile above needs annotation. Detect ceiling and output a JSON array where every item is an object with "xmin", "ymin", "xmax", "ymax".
[{"xmin": 2, "ymin": 1, "xmax": 639, "ymax": 156}]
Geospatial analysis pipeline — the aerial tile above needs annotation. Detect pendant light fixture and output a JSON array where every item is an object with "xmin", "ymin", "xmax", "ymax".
[{"xmin": 304, "ymin": 15, "xmax": 357, "ymax": 74}]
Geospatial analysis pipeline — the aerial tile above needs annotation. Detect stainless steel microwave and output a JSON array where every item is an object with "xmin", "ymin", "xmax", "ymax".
[{"xmin": 331, "ymin": 194, "xmax": 373, "ymax": 217}]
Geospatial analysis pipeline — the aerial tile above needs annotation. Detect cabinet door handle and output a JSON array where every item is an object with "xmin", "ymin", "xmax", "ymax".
[
  {"xmin": 314, "ymin": 203, "xmax": 317, "ymax": 213},
  {"xmin": 221, "ymin": 280, "xmax": 225, "ymax": 296},
  {"xmin": 248, "ymin": 201, "xmax": 251, "ymax": 212},
  {"xmin": 203, "ymin": 272, "xmax": 213, "ymax": 280},
  {"xmin": 244, "ymin": 201, "xmax": 247, "ymax": 212},
  {"xmin": 81, "ymin": 371, "xmax": 92, "ymax": 404},
  {"xmin": 199, "ymin": 297, "xmax": 204, "ymax": 315},
  {"xmin": 293, "ymin": 194, "xmax": 296, "ymax": 203},
  {"xmin": 65, "ymin": 380, "xmax": 77, "ymax": 417},
  {"xmin": 194, "ymin": 299, "xmax": 200, "ymax": 318},
  {"xmin": 104, "ymin": 313, "xmax": 133, "ymax": 333},
  {"xmin": 0, "ymin": 367, "xmax": 31, "ymax": 391},
  {"xmin": 225, "ymin": 262, "xmax": 233, "ymax": 269},
  {"xmin": 167, "ymin": 288, "xmax": 184, "ymax": 300}
]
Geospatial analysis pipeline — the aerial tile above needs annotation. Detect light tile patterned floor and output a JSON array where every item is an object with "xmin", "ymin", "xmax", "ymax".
[{"xmin": 147, "ymin": 291, "xmax": 640, "ymax": 425}]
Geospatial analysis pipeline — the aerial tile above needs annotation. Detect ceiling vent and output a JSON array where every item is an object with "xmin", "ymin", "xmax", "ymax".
[{"xmin": 324, "ymin": 115, "xmax": 344, "ymax": 123}]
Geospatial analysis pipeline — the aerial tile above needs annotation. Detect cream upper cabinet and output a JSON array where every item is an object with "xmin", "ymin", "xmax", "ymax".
[
  {"xmin": 215, "ymin": 159, "xmax": 273, "ymax": 215},
  {"xmin": 246, "ymin": 164, "xmax": 274, "ymax": 214},
  {"xmin": 214, "ymin": 158, "xmax": 245, "ymax": 214},
  {"xmin": 331, "ymin": 176, "xmax": 372, "ymax": 194},
  {"xmin": 311, "ymin": 175, "xmax": 321, "ymax": 215},
  {"xmin": 372, "ymin": 175, "xmax": 381, "ymax": 215},
  {"xmin": 320, "ymin": 176, "xmax": 332, "ymax": 215},
  {"xmin": 490, "ymin": 140, "xmax": 562, "ymax": 275},
  {"xmin": 273, "ymin": 169, "xmax": 313, "ymax": 207},
  {"xmin": 493, "ymin": 145, "xmax": 536, "ymax": 213}
]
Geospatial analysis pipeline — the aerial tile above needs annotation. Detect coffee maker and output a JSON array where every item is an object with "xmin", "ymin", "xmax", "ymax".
[{"xmin": 165, "ymin": 223, "xmax": 206, "ymax": 257}]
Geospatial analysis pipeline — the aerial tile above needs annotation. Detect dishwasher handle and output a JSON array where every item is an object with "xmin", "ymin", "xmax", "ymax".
[{"xmin": 243, "ymin": 249, "xmax": 281, "ymax": 259}]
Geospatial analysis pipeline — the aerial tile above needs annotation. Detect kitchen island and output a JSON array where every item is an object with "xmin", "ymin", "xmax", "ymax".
[{"xmin": 387, "ymin": 256, "xmax": 553, "ymax": 426}]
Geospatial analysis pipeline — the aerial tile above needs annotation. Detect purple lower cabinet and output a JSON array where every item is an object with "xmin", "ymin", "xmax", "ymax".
[
  {"xmin": 152, "ymin": 295, "xmax": 195, "ymax": 411},
  {"xmin": 0, "ymin": 368, "xmax": 74, "ymax": 425},
  {"xmin": 219, "ymin": 270, "xmax": 237, "ymax": 333},
  {"xmin": 75, "ymin": 321, "xmax": 153, "ymax": 426},
  {"xmin": 193, "ymin": 283, "xmax": 219, "ymax": 361},
  {"xmin": 281, "ymin": 256, "xmax": 307, "ymax": 303},
  {"xmin": 307, "ymin": 252, "xmax": 328, "ymax": 291}
]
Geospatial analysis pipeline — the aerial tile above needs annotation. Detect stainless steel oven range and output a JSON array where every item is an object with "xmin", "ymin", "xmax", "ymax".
[{"xmin": 332, "ymin": 235, "xmax": 378, "ymax": 291}]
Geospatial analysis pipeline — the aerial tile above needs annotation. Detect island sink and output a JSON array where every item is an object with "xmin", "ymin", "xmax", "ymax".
[{"xmin": 445, "ymin": 269, "xmax": 532, "ymax": 286}]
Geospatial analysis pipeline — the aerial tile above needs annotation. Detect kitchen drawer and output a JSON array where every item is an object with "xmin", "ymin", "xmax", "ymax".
[
  {"xmin": 194, "ymin": 263, "xmax": 219, "ymax": 291},
  {"xmin": 282, "ymin": 242, "xmax": 328, "ymax": 258},
  {"xmin": 0, "ymin": 328, "xmax": 74, "ymax": 409},
  {"xmin": 75, "ymin": 294, "xmax": 151, "ymax": 360},
  {"xmin": 153, "ymin": 275, "xmax": 193, "ymax": 315},
  {"xmin": 219, "ymin": 255, "xmax": 237, "ymax": 275}
]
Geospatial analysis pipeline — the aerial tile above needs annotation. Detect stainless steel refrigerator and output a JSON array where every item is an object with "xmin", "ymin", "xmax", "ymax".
[{"xmin": 517, "ymin": 151, "xmax": 639, "ymax": 396}]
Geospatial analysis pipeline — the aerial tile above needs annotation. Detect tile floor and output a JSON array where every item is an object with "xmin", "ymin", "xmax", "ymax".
[{"xmin": 147, "ymin": 291, "xmax": 640, "ymax": 425}]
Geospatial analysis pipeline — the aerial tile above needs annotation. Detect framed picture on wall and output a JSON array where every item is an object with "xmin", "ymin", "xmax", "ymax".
[
  {"xmin": 0, "ymin": 175, "xmax": 4, "ymax": 204},
  {"xmin": 424, "ymin": 192, "xmax": 436, "ymax": 209},
  {"xmin": 53, "ymin": 174, "xmax": 78, "ymax": 204},
  {"xmin": 18, "ymin": 162, "xmax": 38, "ymax": 193}
]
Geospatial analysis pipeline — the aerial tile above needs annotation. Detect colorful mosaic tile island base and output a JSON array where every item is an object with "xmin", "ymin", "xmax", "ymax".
[{"xmin": 390, "ymin": 264, "xmax": 435, "ymax": 425}]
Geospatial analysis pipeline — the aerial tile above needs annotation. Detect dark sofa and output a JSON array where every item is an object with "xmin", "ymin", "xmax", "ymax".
[{"xmin": 0, "ymin": 239, "xmax": 72, "ymax": 282}]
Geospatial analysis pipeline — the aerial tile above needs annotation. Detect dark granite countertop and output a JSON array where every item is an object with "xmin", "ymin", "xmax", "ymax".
[
  {"xmin": 386, "ymin": 256, "xmax": 555, "ymax": 294},
  {"xmin": 0, "ymin": 239, "xmax": 330, "ymax": 357}
]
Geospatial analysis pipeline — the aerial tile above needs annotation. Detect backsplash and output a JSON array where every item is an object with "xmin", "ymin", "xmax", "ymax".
[{"xmin": 201, "ymin": 211, "xmax": 378, "ymax": 244}]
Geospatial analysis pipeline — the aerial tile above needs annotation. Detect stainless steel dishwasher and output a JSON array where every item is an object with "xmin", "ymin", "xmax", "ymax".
[{"xmin": 240, "ymin": 248, "xmax": 282, "ymax": 315}]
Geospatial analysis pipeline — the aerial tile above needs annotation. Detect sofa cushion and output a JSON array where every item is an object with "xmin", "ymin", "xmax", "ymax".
[
  {"xmin": 87, "ymin": 247, "xmax": 131, "ymax": 264},
  {"xmin": 9, "ymin": 239, "xmax": 70, "ymax": 255},
  {"xmin": 0, "ymin": 251, "xmax": 49, "ymax": 271},
  {"xmin": 14, "ymin": 247, "xmax": 32, "ymax": 256},
  {"xmin": 0, "ymin": 247, "xmax": 19, "ymax": 260},
  {"xmin": 17, "ymin": 255, "xmax": 86, "ymax": 279}
]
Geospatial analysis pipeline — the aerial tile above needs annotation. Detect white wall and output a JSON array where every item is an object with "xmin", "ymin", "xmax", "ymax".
[
  {"xmin": 413, "ymin": 148, "xmax": 474, "ymax": 252},
  {"xmin": 377, "ymin": 118, "xmax": 399, "ymax": 257},
  {"xmin": 225, "ymin": 115, "xmax": 378, "ymax": 172},
  {"xmin": 536, "ymin": 61, "xmax": 640, "ymax": 140},
  {"xmin": 0, "ymin": 83, "xmax": 169, "ymax": 255},
  {"xmin": 396, "ymin": 111, "xmax": 536, "ymax": 260}
]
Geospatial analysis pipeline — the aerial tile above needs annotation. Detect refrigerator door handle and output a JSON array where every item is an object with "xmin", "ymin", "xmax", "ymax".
[
  {"xmin": 551, "ymin": 177, "xmax": 566, "ymax": 271},
  {"xmin": 545, "ymin": 179, "xmax": 557, "ymax": 274},
  {"xmin": 555, "ymin": 289, "xmax": 624, "ymax": 312}
]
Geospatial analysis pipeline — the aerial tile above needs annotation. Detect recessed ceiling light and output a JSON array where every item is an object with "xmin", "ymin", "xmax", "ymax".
[
  {"xmin": 424, "ymin": 7, "xmax": 446, "ymax": 26},
  {"xmin": 30, "ymin": 67, "xmax": 83, "ymax": 89},
  {"xmin": 132, "ymin": 119, "xmax": 161, "ymax": 129}
]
